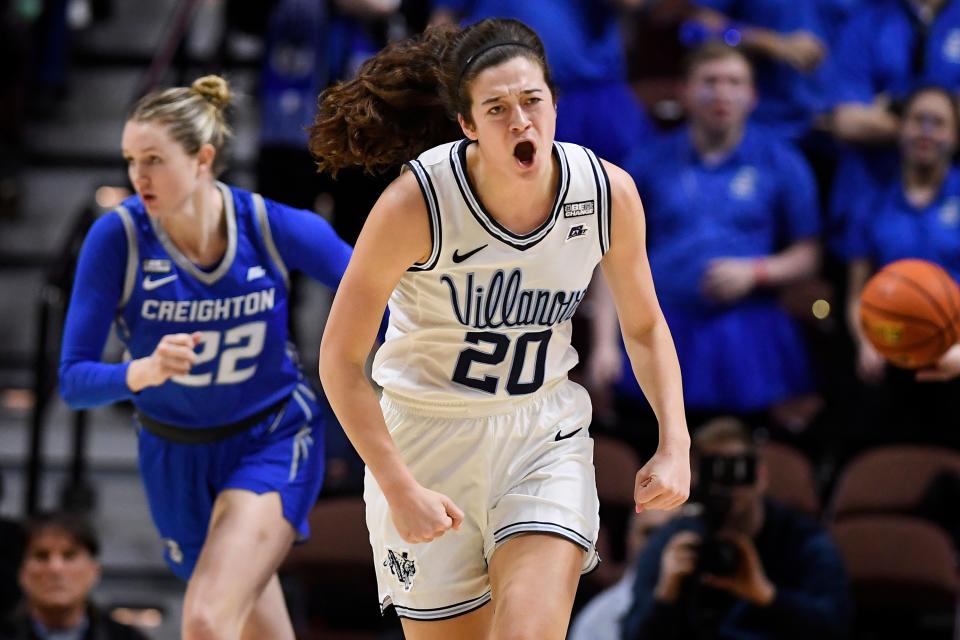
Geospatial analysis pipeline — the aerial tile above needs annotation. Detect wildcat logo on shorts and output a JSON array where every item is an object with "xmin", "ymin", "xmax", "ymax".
[{"xmin": 384, "ymin": 548, "xmax": 417, "ymax": 592}]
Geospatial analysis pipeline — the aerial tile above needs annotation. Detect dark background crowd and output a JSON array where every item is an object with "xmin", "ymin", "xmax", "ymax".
[{"xmin": 0, "ymin": 0, "xmax": 959, "ymax": 638}]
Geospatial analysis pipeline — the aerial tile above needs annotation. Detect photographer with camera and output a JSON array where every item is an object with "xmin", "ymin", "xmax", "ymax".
[{"xmin": 621, "ymin": 418, "xmax": 851, "ymax": 639}]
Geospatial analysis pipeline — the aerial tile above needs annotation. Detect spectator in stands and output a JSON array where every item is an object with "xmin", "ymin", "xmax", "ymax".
[
  {"xmin": 686, "ymin": 0, "xmax": 829, "ymax": 140},
  {"xmin": 257, "ymin": 0, "xmax": 417, "ymax": 245},
  {"xmin": 0, "ymin": 512, "xmax": 147, "ymax": 640},
  {"xmin": 622, "ymin": 418, "xmax": 851, "ymax": 640},
  {"xmin": 429, "ymin": 0, "xmax": 651, "ymax": 166},
  {"xmin": 826, "ymin": 0, "xmax": 960, "ymax": 256},
  {"xmin": 568, "ymin": 509, "xmax": 675, "ymax": 640},
  {"xmin": 590, "ymin": 44, "xmax": 820, "ymax": 453},
  {"xmin": 844, "ymin": 86, "xmax": 960, "ymax": 449},
  {"xmin": 0, "ymin": 474, "xmax": 23, "ymax": 619},
  {"xmin": 847, "ymin": 86, "xmax": 960, "ymax": 380},
  {"xmin": 831, "ymin": 0, "xmax": 960, "ymax": 146}
]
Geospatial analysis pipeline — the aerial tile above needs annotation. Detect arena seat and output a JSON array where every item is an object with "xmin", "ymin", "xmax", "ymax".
[
  {"xmin": 830, "ymin": 515, "xmax": 958, "ymax": 636},
  {"xmin": 828, "ymin": 445, "xmax": 960, "ymax": 521},
  {"xmin": 758, "ymin": 441, "xmax": 821, "ymax": 518}
]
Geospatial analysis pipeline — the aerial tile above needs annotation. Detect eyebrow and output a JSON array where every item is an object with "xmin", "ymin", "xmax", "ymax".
[
  {"xmin": 122, "ymin": 146, "xmax": 159, "ymax": 155},
  {"xmin": 480, "ymin": 88, "xmax": 543, "ymax": 106}
]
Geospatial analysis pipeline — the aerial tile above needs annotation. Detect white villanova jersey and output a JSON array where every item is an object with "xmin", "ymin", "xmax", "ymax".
[{"xmin": 372, "ymin": 139, "xmax": 612, "ymax": 405}]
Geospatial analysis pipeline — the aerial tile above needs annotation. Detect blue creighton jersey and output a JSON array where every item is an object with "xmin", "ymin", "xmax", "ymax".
[{"xmin": 60, "ymin": 182, "xmax": 351, "ymax": 428}]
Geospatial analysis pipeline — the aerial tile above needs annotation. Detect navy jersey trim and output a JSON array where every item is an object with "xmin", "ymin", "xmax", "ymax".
[
  {"xmin": 149, "ymin": 181, "xmax": 238, "ymax": 285},
  {"xmin": 492, "ymin": 520, "xmax": 592, "ymax": 549},
  {"xmin": 449, "ymin": 139, "xmax": 570, "ymax": 251},
  {"xmin": 252, "ymin": 193, "xmax": 290, "ymax": 288},
  {"xmin": 385, "ymin": 590, "xmax": 492, "ymax": 621},
  {"xmin": 114, "ymin": 206, "xmax": 139, "ymax": 310},
  {"xmin": 405, "ymin": 160, "xmax": 442, "ymax": 272},
  {"xmin": 583, "ymin": 148, "xmax": 611, "ymax": 255}
]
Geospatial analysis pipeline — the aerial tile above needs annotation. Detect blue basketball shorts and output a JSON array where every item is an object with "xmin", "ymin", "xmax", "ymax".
[{"xmin": 137, "ymin": 383, "xmax": 326, "ymax": 580}]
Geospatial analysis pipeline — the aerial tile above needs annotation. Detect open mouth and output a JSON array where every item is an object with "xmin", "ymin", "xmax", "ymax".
[{"xmin": 514, "ymin": 141, "xmax": 536, "ymax": 168}]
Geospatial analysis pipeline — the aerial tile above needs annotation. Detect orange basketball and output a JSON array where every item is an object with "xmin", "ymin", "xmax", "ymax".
[{"xmin": 859, "ymin": 259, "xmax": 960, "ymax": 369}]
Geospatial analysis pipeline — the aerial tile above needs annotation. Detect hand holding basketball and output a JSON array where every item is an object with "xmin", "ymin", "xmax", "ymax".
[
  {"xmin": 916, "ymin": 343, "xmax": 960, "ymax": 382},
  {"xmin": 859, "ymin": 259, "xmax": 960, "ymax": 369}
]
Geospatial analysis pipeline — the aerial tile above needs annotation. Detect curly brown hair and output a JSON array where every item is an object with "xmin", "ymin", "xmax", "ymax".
[{"xmin": 309, "ymin": 19, "xmax": 553, "ymax": 176}]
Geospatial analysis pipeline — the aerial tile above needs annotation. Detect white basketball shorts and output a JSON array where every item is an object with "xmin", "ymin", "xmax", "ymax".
[{"xmin": 364, "ymin": 379, "xmax": 601, "ymax": 621}]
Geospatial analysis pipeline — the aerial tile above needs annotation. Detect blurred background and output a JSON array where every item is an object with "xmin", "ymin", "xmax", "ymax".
[{"xmin": 0, "ymin": 0, "xmax": 959, "ymax": 638}]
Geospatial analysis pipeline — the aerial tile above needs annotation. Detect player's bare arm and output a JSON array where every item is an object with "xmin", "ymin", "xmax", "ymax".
[
  {"xmin": 599, "ymin": 161, "xmax": 690, "ymax": 512},
  {"xmin": 319, "ymin": 171, "xmax": 464, "ymax": 543}
]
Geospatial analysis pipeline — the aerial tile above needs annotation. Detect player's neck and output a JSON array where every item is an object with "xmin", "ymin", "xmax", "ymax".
[
  {"xmin": 161, "ymin": 182, "xmax": 227, "ymax": 267},
  {"xmin": 467, "ymin": 146, "xmax": 559, "ymax": 235}
]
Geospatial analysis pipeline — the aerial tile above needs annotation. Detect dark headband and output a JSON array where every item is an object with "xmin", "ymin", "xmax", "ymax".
[{"xmin": 458, "ymin": 41, "xmax": 538, "ymax": 82}]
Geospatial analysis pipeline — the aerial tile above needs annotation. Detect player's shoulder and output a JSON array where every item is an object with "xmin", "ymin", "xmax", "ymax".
[
  {"xmin": 412, "ymin": 139, "xmax": 461, "ymax": 169},
  {"xmin": 93, "ymin": 195, "xmax": 142, "ymax": 238},
  {"xmin": 217, "ymin": 181, "xmax": 259, "ymax": 216}
]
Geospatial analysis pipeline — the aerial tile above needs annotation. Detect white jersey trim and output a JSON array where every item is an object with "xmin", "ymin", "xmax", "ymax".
[{"xmin": 449, "ymin": 139, "xmax": 571, "ymax": 250}]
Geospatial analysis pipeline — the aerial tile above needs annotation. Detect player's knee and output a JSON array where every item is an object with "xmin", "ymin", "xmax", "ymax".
[
  {"xmin": 491, "ymin": 620, "xmax": 563, "ymax": 640},
  {"xmin": 491, "ymin": 606, "xmax": 566, "ymax": 640},
  {"xmin": 181, "ymin": 607, "xmax": 222, "ymax": 640},
  {"xmin": 182, "ymin": 591, "xmax": 235, "ymax": 640}
]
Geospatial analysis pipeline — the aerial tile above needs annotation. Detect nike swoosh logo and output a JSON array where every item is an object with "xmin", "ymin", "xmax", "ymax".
[
  {"xmin": 555, "ymin": 427, "xmax": 582, "ymax": 441},
  {"xmin": 143, "ymin": 274, "xmax": 178, "ymax": 291},
  {"xmin": 452, "ymin": 244, "xmax": 488, "ymax": 264}
]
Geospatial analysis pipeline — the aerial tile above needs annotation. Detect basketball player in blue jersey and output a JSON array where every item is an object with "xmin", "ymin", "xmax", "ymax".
[
  {"xmin": 58, "ymin": 75, "xmax": 352, "ymax": 640},
  {"xmin": 312, "ymin": 20, "xmax": 690, "ymax": 639}
]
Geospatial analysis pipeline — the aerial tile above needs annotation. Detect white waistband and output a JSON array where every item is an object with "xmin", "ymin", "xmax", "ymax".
[{"xmin": 381, "ymin": 377, "xmax": 567, "ymax": 419}]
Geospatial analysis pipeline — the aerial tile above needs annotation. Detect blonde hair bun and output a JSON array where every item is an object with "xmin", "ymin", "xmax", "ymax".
[{"xmin": 190, "ymin": 75, "xmax": 231, "ymax": 110}]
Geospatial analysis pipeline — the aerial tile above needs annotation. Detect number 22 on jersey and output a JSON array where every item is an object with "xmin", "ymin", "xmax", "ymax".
[{"xmin": 172, "ymin": 320, "xmax": 266, "ymax": 387}]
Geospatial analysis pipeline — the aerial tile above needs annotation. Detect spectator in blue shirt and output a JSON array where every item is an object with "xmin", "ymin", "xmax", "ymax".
[
  {"xmin": 827, "ymin": 0, "xmax": 960, "ymax": 255},
  {"xmin": 621, "ymin": 418, "xmax": 852, "ymax": 640},
  {"xmin": 831, "ymin": 0, "xmax": 960, "ymax": 146},
  {"xmin": 687, "ymin": 0, "xmax": 829, "ymax": 140},
  {"xmin": 844, "ymin": 86, "xmax": 960, "ymax": 450},
  {"xmin": 815, "ymin": 0, "xmax": 866, "ymax": 52},
  {"xmin": 591, "ymin": 44, "xmax": 820, "ymax": 441},
  {"xmin": 429, "ymin": 0, "xmax": 651, "ymax": 165},
  {"xmin": 847, "ymin": 86, "xmax": 960, "ymax": 380}
]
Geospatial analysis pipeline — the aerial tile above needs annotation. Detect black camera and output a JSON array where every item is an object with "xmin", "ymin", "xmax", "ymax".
[{"xmin": 688, "ymin": 453, "xmax": 757, "ymax": 577}]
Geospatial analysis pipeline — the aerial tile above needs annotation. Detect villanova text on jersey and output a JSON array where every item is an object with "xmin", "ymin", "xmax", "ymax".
[{"xmin": 442, "ymin": 269, "xmax": 587, "ymax": 330}]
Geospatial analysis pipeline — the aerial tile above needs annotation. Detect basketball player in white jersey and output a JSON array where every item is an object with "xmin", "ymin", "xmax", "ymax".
[{"xmin": 313, "ymin": 19, "xmax": 690, "ymax": 639}]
